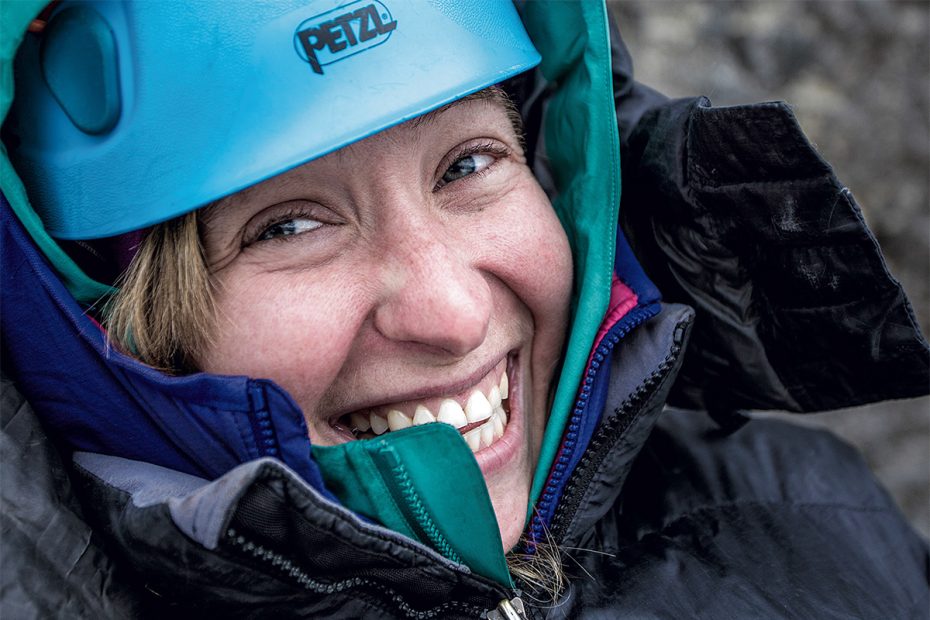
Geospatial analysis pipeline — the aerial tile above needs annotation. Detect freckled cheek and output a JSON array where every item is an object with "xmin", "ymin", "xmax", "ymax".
[
  {"xmin": 530, "ymin": 220, "xmax": 573, "ymax": 311},
  {"xmin": 201, "ymin": 276, "xmax": 366, "ymax": 415},
  {"xmin": 496, "ymin": 197, "xmax": 573, "ymax": 334}
]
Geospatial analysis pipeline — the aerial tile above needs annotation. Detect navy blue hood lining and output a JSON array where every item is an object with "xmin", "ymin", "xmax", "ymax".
[{"xmin": 1, "ymin": 195, "xmax": 332, "ymax": 499}]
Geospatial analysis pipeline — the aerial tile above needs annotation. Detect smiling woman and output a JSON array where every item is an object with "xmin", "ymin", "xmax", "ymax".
[
  {"xmin": 2, "ymin": 1, "xmax": 929, "ymax": 618},
  {"xmin": 106, "ymin": 90, "xmax": 573, "ymax": 552}
]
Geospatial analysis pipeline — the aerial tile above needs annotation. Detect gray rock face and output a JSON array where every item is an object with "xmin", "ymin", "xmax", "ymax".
[{"xmin": 609, "ymin": 0, "xmax": 929, "ymax": 537}]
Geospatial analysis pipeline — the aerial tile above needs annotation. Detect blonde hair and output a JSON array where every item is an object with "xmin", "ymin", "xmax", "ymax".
[
  {"xmin": 507, "ymin": 535, "xmax": 567, "ymax": 606},
  {"xmin": 104, "ymin": 212, "xmax": 214, "ymax": 373},
  {"xmin": 104, "ymin": 211, "xmax": 567, "ymax": 604}
]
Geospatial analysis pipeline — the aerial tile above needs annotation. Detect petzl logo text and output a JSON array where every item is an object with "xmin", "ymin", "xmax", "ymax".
[{"xmin": 294, "ymin": 1, "xmax": 397, "ymax": 75}]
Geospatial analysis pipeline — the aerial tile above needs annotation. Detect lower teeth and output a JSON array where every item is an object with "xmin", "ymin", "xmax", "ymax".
[{"xmin": 462, "ymin": 408, "xmax": 507, "ymax": 453}]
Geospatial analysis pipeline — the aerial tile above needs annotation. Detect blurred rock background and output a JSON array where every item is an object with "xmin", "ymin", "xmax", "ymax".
[{"xmin": 608, "ymin": 0, "xmax": 929, "ymax": 537}]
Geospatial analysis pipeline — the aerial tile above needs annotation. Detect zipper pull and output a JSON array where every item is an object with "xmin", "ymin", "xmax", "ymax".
[{"xmin": 487, "ymin": 596, "xmax": 527, "ymax": 620}]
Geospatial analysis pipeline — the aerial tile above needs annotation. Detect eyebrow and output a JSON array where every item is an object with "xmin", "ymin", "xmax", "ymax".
[{"xmin": 410, "ymin": 86, "xmax": 524, "ymax": 139}]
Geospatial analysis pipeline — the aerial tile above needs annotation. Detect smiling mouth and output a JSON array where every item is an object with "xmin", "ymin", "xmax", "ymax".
[{"xmin": 335, "ymin": 357, "xmax": 512, "ymax": 454}]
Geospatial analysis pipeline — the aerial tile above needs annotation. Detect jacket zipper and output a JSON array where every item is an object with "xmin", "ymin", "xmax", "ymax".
[
  {"xmin": 528, "ymin": 304, "xmax": 658, "ymax": 547},
  {"xmin": 224, "ymin": 527, "xmax": 493, "ymax": 618},
  {"xmin": 547, "ymin": 326, "xmax": 685, "ymax": 543},
  {"xmin": 487, "ymin": 596, "xmax": 529, "ymax": 620},
  {"xmin": 373, "ymin": 446, "xmax": 530, "ymax": 619},
  {"xmin": 371, "ymin": 443, "xmax": 463, "ymax": 564},
  {"xmin": 225, "ymin": 527, "xmax": 355, "ymax": 595}
]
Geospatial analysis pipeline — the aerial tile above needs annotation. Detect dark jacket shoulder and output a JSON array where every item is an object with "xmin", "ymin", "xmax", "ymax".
[
  {"xmin": 0, "ymin": 376, "xmax": 143, "ymax": 619},
  {"xmin": 627, "ymin": 408, "xmax": 914, "ymax": 517},
  {"xmin": 558, "ymin": 409, "xmax": 929, "ymax": 619},
  {"xmin": 609, "ymin": 14, "xmax": 929, "ymax": 418}
]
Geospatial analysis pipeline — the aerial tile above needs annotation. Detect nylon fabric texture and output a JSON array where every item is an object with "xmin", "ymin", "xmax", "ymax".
[{"xmin": 313, "ymin": 423, "xmax": 510, "ymax": 585}]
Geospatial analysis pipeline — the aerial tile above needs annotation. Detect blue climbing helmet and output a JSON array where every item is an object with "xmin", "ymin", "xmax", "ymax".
[{"xmin": 6, "ymin": 0, "xmax": 539, "ymax": 240}]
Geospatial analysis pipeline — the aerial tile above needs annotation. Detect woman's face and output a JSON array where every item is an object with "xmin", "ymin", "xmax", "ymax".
[{"xmin": 198, "ymin": 92, "xmax": 573, "ymax": 550}]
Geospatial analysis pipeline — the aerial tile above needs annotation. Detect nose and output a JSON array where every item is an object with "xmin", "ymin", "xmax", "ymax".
[{"xmin": 373, "ymin": 229, "xmax": 492, "ymax": 358}]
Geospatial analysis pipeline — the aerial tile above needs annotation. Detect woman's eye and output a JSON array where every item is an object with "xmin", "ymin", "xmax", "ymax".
[
  {"xmin": 257, "ymin": 217, "xmax": 323, "ymax": 241},
  {"xmin": 440, "ymin": 153, "xmax": 496, "ymax": 186}
]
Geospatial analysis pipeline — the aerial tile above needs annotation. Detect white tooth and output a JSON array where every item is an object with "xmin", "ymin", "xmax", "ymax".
[
  {"xmin": 437, "ymin": 399, "xmax": 467, "ymax": 429},
  {"xmin": 488, "ymin": 385, "xmax": 502, "ymax": 409},
  {"xmin": 480, "ymin": 421, "xmax": 494, "ymax": 447},
  {"xmin": 350, "ymin": 412, "xmax": 371, "ymax": 432},
  {"xmin": 413, "ymin": 405, "xmax": 436, "ymax": 426},
  {"xmin": 493, "ymin": 415, "xmax": 504, "ymax": 439},
  {"xmin": 464, "ymin": 391, "xmax": 492, "ymax": 424},
  {"xmin": 463, "ymin": 428, "xmax": 481, "ymax": 452},
  {"xmin": 387, "ymin": 409, "xmax": 412, "ymax": 431},
  {"xmin": 499, "ymin": 371, "xmax": 509, "ymax": 400},
  {"xmin": 370, "ymin": 414, "xmax": 388, "ymax": 435}
]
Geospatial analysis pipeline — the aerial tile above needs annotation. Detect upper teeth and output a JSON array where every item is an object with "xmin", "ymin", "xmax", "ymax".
[
  {"xmin": 348, "ymin": 368, "xmax": 509, "ymax": 453},
  {"xmin": 387, "ymin": 409, "xmax": 412, "ymax": 431},
  {"xmin": 413, "ymin": 405, "xmax": 435, "ymax": 426},
  {"xmin": 438, "ymin": 399, "xmax": 468, "ymax": 427},
  {"xmin": 464, "ymin": 392, "xmax": 492, "ymax": 424}
]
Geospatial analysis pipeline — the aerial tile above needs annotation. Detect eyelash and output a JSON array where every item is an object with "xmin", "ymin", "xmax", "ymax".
[
  {"xmin": 434, "ymin": 141, "xmax": 511, "ymax": 191},
  {"xmin": 245, "ymin": 205, "xmax": 322, "ymax": 247}
]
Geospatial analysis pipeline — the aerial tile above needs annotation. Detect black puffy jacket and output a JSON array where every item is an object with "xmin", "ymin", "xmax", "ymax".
[{"xmin": 3, "ymin": 303, "xmax": 926, "ymax": 619}]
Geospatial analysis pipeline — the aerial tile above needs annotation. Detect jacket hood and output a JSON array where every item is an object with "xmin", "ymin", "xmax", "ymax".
[{"xmin": 1, "ymin": 0, "xmax": 627, "ymax": 585}]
